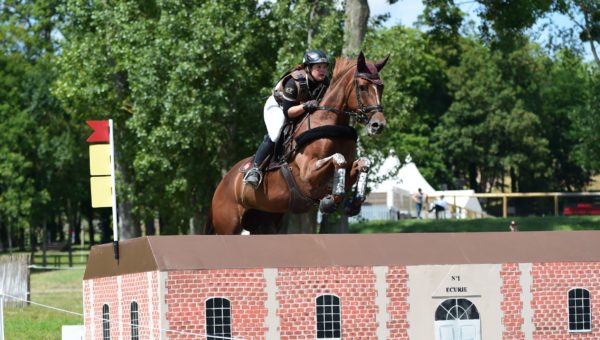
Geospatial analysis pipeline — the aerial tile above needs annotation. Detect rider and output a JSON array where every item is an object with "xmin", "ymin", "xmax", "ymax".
[{"xmin": 243, "ymin": 49, "xmax": 331, "ymax": 188}]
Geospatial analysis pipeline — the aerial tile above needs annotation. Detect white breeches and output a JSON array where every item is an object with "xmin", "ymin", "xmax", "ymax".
[{"xmin": 264, "ymin": 95, "xmax": 285, "ymax": 142}]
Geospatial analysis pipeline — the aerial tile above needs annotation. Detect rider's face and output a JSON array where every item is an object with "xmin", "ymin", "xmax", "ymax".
[{"xmin": 310, "ymin": 63, "xmax": 328, "ymax": 82}]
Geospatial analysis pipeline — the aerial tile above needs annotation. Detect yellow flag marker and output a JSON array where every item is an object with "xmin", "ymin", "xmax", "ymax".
[
  {"xmin": 89, "ymin": 144, "xmax": 111, "ymax": 176},
  {"xmin": 90, "ymin": 176, "xmax": 113, "ymax": 208}
]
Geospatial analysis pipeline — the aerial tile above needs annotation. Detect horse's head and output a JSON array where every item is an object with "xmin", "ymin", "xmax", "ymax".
[{"xmin": 348, "ymin": 52, "xmax": 389, "ymax": 135}]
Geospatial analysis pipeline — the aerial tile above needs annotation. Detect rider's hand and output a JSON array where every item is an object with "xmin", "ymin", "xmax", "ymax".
[{"xmin": 303, "ymin": 100, "xmax": 319, "ymax": 113}]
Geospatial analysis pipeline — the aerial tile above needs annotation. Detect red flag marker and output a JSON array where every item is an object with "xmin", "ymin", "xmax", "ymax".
[{"xmin": 86, "ymin": 120, "xmax": 110, "ymax": 142}]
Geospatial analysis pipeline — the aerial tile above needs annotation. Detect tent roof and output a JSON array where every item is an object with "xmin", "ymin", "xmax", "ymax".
[{"xmin": 372, "ymin": 155, "xmax": 435, "ymax": 194}]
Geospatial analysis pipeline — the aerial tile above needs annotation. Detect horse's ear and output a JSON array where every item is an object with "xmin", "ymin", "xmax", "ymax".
[
  {"xmin": 375, "ymin": 54, "xmax": 390, "ymax": 72},
  {"xmin": 356, "ymin": 51, "xmax": 370, "ymax": 74}
]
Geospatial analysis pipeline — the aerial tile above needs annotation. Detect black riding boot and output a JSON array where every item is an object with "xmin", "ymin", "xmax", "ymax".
[{"xmin": 244, "ymin": 135, "xmax": 275, "ymax": 189}]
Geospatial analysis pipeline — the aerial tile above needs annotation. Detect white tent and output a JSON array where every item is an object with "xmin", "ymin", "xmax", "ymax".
[{"xmin": 358, "ymin": 153, "xmax": 485, "ymax": 220}]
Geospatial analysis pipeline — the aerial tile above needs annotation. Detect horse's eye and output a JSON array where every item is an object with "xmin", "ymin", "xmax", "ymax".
[{"xmin": 358, "ymin": 84, "xmax": 369, "ymax": 91}]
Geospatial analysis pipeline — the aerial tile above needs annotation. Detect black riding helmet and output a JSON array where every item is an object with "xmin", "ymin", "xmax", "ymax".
[{"xmin": 302, "ymin": 50, "xmax": 329, "ymax": 66}]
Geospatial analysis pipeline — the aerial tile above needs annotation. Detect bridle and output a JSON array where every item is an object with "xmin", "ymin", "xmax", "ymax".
[{"xmin": 317, "ymin": 68, "xmax": 384, "ymax": 125}]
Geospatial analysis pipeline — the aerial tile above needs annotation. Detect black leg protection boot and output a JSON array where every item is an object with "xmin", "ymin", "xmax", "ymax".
[{"xmin": 244, "ymin": 135, "xmax": 275, "ymax": 189}]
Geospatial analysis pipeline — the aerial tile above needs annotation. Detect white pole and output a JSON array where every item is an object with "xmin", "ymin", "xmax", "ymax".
[
  {"xmin": 0, "ymin": 291, "xmax": 4, "ymax": 340},
  {"xmin": 109, "ymin": 119, "xmax": 119, "ymax": 260}
]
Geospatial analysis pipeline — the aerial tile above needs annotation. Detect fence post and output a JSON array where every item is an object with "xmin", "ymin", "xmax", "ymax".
[
  {"xmin": 0, "ymin": 291, "xmax": 4, "ymax": 340},
  {"xmin": 502, "ymin": 196, "xmax": 508, "ymax": 218},
  {"xmin": 554, "ymin": 195, "xmax": 559, "ymax": 216}
]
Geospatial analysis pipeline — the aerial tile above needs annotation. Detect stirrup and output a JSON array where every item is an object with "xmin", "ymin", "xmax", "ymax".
[{"xmin": 243, "ymin": 168, "xmax": 263, "ymax": 188}]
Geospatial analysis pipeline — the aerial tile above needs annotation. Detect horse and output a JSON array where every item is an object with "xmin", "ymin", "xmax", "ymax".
[{"xmin": 206, "ymin": 52, "xmax": 389, "ymax": 235}]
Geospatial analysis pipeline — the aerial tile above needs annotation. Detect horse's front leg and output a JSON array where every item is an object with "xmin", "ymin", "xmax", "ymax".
[
  {"xmin": 302, "ymin": 153, "xmax": 347, "ymax": 213},
  {"xmin": 344, "ymin": 157, "xmax": 371, "ymax": 216}
]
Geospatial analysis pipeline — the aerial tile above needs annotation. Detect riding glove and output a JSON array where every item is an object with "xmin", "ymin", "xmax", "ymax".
[{"xmin": 303, "ymin": 100, "xmax": 319, "ymax": 113}]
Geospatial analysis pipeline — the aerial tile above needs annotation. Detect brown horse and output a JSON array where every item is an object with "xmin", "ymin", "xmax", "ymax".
[{"xmin": 207, "ymin": 52, "xmax": 388, "ymax": 234}]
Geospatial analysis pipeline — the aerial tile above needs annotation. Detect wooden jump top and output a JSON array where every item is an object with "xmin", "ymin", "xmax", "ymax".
[{"xmin": 84, "ymin": 231, "xmax": 600, "ymax": 280}]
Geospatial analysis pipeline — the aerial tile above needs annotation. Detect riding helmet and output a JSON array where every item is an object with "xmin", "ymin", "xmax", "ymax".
[{"xmin": 302, "ymin": 50, "xmax": 329, "ymax": 66}]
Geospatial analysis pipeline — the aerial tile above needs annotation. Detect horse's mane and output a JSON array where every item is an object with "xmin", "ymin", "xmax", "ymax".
[{"xmin": 329, "ymin": 58, "xmax": 357, "ymax": 89}]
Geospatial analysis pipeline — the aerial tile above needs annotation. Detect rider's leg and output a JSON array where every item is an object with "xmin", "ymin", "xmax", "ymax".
[
  {"xmin": 244, "ymin": 135, "xmax": 275, "ymax": 188},
  {"xmin": 244, "ymin": 96, "xmax": 284, "ymax": 189}
]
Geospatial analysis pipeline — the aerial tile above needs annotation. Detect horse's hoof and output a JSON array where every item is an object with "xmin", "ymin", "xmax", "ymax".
[
  {"xmin": 344, "ymin": 200, "xmax": 362, "ymax": 216},
  {"xmin": 319, "ymin": 195, "xmax": 338, "ymax": 214}
]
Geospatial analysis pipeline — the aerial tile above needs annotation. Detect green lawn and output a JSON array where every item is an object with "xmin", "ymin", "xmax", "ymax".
[
  {"xmin": 5, "ymin": 268, "xmax": 84, "ymax": 340},
  {"xmin": 350, "ymin": 215, "xmax": 600, "ymax": 233}
]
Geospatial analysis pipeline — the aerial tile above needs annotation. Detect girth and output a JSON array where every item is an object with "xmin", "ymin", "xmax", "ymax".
[{"xmin": 279, "ymin": 163, "xmax": 318, "ymax": 213}]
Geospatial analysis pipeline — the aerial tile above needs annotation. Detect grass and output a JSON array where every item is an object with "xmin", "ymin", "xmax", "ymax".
[
  {"xmin": 5, "ymin": 268, "xmax": 84, "ymax": 340},
  {"xmin": 349, "ymin": 215, "xmax": 600, "ymax": 233}
]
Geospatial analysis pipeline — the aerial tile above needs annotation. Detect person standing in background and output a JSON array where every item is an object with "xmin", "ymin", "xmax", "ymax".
[{"xmin": 413, "ymin": 188, "xmax": 425, "ymax": 219}]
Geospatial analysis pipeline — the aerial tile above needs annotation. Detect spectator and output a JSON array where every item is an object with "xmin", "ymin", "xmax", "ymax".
[
  {"xmin": 412, "ymin": 188, "xmax": 425, "ymax": 219},
  {"xmin": 509, "ymin": 220, "xmax": 518, "ymax": 232},
  {"xmin": 430, "ymin": 195, "xmax": 449, "ymax": 219}
]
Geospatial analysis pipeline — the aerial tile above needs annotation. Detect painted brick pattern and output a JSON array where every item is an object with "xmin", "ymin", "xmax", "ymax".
[
  {"xmin": 85, "ymin": 276, "xmax": 119, "ymax": 339},
  {"xmin": 531, "ymin": 262, "xmax": 600, "ymax": 339},
  {"xmin": 387, "ymin": 266, "xmax": 410, "ymax": 339},
  {"xmin": 501, "ymin": 263, "xmax": 525, "ymax": 339},
  {"xmin": 276, "ymin": 266, "xmax": 378, "ymax": 339},
  {"xmin": 120, "ymin": 271, "xmax": 160, "ymax": 339},
  {"xmin": 84, "ymin": 272, "xmax": 160, "ymax": 340},
  {"xmin": 164, "ymin": 269, "xmax": 268, "ymax": 339}
]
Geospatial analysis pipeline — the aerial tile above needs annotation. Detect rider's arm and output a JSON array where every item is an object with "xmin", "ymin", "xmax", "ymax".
[{"xmin": 281, "ymin": 78, "xmax": 310, "ymax": 119}]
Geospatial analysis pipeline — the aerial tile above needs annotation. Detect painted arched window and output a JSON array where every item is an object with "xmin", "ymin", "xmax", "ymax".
[
  {"xmin": 316, "ymin": 294, "xmax": 341, "ymax": 339},
  {"xmin": 130, "ymin": 301, "xmax": 139, "ymax": 340},
  {"xmin": 205, "ymin": 297, "xmax": 232, "ymax": 340},
  {"xmin": 102, "ymin": 304, "xmax": 110, "ymax": 340},
  {"xmin": 568, "ymin": 288, "xmax": 591, "ymax": 332},
  {"xmin": 435, "ymin": 298, "xmax": 480, "ymax": 320}
]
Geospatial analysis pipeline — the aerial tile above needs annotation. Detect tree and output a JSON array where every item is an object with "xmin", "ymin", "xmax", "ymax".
[
  {"xmin": 432, "ymin": 39, "xmax": 550, "ymax": 192},
  {"xmin": 55, "ymin": 0, "xmax": 286, "ymax": 237}
]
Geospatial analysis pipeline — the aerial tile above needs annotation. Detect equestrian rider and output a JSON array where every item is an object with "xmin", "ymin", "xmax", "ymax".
[{"xmin": 244, "ymin": 49, "xmax": 331, "ymax": 188}]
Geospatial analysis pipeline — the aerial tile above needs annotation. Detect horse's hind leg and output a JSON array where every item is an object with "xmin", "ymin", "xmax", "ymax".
[{"xmin": 211, "ymin": 203, "xmax": 244, "ymax": 235}]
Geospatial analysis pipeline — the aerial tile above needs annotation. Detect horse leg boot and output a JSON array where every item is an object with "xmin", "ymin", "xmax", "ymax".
[
  {"xmin": 345, "ymin": 157, "xmax": 371, "ymax": 216},
  {"xmin": 313, "ymin": 153, "xmax": 347, "ymax": 213},
  {"xmin": 244, "ymin": 135, "xmax": 275, "ymax": 189}
]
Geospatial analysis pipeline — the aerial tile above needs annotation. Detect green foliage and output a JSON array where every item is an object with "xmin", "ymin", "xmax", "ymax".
[
  {"xmin": 362, "ymin": 26, "xmax": 450, "ymax": 186},
  {"xmin": 569, "ymin": 64, "xmax": 600, "ymax": 170}
]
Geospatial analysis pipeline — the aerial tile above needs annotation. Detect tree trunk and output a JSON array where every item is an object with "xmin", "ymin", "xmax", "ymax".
[
  {"xmin": 282, "ymin": 211, "xmax": 317, "ymax": 234},
  {"xmin": 342, "ymin": 0, "xmax": 370, "ymax": 58},
  {"xmin": 116, "ymin": 160, "xmax": 140, "ymax": 240}
]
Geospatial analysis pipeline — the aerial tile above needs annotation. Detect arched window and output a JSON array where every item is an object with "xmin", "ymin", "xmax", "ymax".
[
  {"xmin": 435, "ymin": 298, "xmax": 480, "ymax": 320},
  {"xmin": 205, "ymin": 297, "xmax": 232, "ymax": 340},
  {"xmin": 316, "ymin": 294, "xmax": 341, "ymax": 339},
  {"xmin": 568, "ymin": 288, "xmax": 591, "ymax": 332},
  {"xmin": 130, "ymin": 301, "xmax": 139, "ymax": 340},
  {"xmin": 102, "ymin": 304, "xmax": 110, "ymax": 340}
]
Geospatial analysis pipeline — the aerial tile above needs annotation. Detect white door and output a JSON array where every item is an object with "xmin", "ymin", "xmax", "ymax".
[{"xmin": 434, "ymin": 299, "xmax": 481, "ymax": 340}]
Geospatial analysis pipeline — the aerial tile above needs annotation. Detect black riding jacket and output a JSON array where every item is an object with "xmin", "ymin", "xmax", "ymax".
[{"xmin": 280, "ymin": 73, "xmax": 329, "ymax": 120}]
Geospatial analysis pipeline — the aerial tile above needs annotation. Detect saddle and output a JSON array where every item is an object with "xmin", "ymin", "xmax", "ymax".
[{"xmin": 239, "ymin": 121, "xmax": 359, "ymax": 213}]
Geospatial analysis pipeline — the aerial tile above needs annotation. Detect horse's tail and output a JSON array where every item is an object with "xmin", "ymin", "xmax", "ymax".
[{"xmin": 204, "ymin": 207, "xmax": 216, "ymax": 235}]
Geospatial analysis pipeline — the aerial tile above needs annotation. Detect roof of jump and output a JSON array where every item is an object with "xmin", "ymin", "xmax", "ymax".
[{"xmin": 84, "ymin": 231, "xmax": 600, "ymax": 280}]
